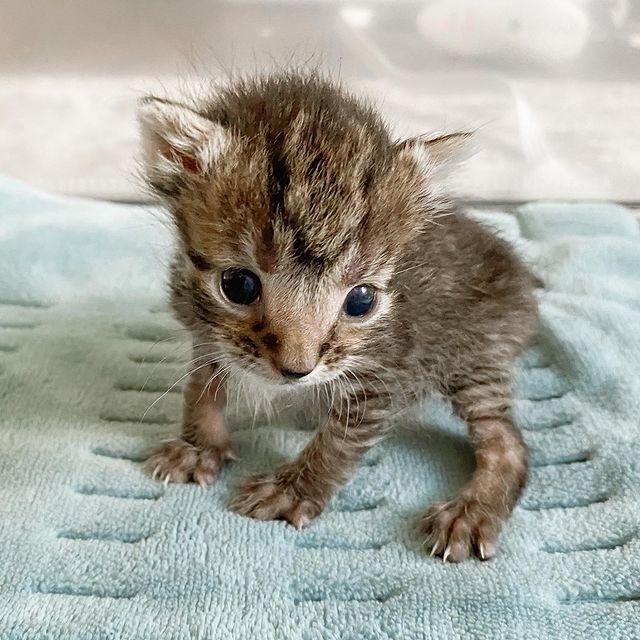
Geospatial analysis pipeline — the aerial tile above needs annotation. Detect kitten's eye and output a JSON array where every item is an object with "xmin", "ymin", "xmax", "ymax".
[
  {"xmin": 220, "ymin": 268, "xmax": 261, "ymax": 305},
  {"xmin": 343, "ymin": 285, "xmax": 375, "ymax": 317}
]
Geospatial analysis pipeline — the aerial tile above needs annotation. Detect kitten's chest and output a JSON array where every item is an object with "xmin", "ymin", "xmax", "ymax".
[{"xmin": 223, "ymin": 371, "xmax": 328, "ymax": 431}]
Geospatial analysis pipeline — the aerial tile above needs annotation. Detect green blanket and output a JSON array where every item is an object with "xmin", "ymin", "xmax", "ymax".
[{"xmin": 1, "ymin": 177, "xmax": 639, "ymax": 639}]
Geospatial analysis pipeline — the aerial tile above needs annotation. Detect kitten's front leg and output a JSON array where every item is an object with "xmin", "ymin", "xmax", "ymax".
[
  {"xmin": 148, "ymin": 364, "xmax": 235, "ymax": 486},
  {"xmin": 230, "ymin": 394, "xmax": 389, "ymax": 528},
  {"xmin": 421, "ymin": 373, "xmax": 528, "ymax": 562}
]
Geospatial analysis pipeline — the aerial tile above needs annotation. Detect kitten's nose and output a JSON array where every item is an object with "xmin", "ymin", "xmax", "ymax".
[{"xmin": 280, "ymin": 368, "xmax": 312, "ymax": 380}]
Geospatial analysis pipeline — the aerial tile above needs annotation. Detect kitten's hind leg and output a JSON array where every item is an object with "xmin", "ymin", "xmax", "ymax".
[
  {"xmin": 420, "ymin": 372, "xmax": 528, "ymax": 562},
  {"xmin": 147, "ymin": 365, "xmax": 236, "ymax": 486}
]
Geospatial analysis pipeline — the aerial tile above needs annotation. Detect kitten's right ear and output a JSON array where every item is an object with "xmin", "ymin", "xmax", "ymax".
[{"xmin": 137, "ymin": 96, "xmax": 228, "ymax": 194}]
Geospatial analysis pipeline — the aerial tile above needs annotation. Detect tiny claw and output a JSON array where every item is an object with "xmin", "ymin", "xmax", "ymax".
[
  {"xmin": 429, "ymin": 544, "xmax": 439, "ymax": 558},
  {"xmin": 443, "ymin": 546, "xmax": 451, "ymax": 563},
  {"xmin": 152, "ymin": 466, "xmax": 160, "ymax": 481},
  {"xmin": 479, "ymin": 543, "xmax": 485, "ymax": 560},
  {"xmin": 163, "ymin": 474, "xmax": 171, "ymax": 486},
  {"xmin": 224, "ymin": 449, "xmax": 240, "ymax": 462}
]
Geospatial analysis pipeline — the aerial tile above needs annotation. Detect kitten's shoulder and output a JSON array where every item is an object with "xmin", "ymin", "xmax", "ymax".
[{"xmin": 436, "ymin": 209, "xmax": 538, "ymax": 296}]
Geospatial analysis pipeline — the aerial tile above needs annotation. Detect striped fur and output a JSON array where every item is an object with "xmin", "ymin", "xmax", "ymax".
[{"xmin": 139, "ymin": 72, "xmax": 538, "ymax": 561}]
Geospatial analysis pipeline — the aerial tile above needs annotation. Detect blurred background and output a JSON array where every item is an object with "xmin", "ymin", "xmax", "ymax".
[{"xmin": 1, "ymin": 0, "xmax": 639, "ymax": 203}]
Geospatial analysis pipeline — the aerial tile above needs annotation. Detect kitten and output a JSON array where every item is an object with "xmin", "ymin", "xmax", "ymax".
[{"xmin": 139, "ymin": 73, "xmax": 537, "ymax": 562}]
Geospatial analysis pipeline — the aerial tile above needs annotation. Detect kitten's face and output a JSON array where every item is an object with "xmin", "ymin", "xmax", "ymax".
[
  {"xmin": 170, "ymin": 132, "xmax": 405, "ymax": 388},
  {"xmin": 139, "ymin": 77, "xmax": 466, "ymax": 389},
  {"xmin": 176, "ymin": 233, "xmax": 396, "ymax": 389}
]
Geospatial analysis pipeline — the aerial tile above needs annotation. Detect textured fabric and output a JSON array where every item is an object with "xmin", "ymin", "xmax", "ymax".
[{"xmin": 0, "ymin": 177, "xmax": 639, "ymax": 639}]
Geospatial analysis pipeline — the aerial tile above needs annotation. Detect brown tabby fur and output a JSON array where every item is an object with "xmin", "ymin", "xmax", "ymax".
[{"xmin": 140, "ymin": 72, "xmax": 537, "ymax": 562}]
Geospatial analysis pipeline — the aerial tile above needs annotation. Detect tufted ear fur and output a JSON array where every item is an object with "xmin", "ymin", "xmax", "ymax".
[
  {"xmin": 137, "ymin": 96, "xmax": 229, "ymax": 196},
  {"xmin": 395, "ymin": 131, "xmax": 471, "ymax": 183}
]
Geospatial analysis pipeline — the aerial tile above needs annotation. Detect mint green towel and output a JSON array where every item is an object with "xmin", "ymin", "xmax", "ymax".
[{"xmin": 0, "ymin": 177, "xmax": 639, "ymax": 639}]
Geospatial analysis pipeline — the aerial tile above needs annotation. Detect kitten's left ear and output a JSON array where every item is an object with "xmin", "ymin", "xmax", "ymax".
[
  {"xmin": 137, "ymin": 96, "xmax": 229, "ymax": 191},
  {"xmin": 395, "ymin": 132, "xmax": 472, "ymax": 177}
]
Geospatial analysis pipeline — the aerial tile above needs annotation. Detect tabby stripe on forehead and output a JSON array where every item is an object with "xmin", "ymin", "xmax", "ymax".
[
  {"xmin": 267, "ymin": 138, "xmax": 290, "ymax": 215},
  {"xmin": 268, "ymin": 145, "xmax": 328, "ymax": 270},
  {"xmin": 291, "ymin": 226, "xmax": 327, "ymax": 270}
]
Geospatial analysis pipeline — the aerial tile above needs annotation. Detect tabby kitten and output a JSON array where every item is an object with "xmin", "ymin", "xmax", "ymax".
[{"xmin": 139, "ymin": 73, "xmax": 537, "ymax": 562}]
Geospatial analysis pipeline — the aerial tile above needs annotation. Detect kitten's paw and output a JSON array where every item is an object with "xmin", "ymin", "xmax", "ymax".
[
  {"xmin": 420, "ymin": 497, "xmax": 502, "ymax": 562},
  {"xmin": 229, "ymin": 473, "xmax": 321, "ymax": 528},
  {"xmin": 148, "ymin": 438, "xmax": 235, "ymax": 487}
]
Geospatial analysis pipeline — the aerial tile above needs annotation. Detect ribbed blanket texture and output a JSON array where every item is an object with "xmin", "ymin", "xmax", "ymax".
[{"xmin": 0, "ymin": 177, "xmax": 639, "ymax": 639}]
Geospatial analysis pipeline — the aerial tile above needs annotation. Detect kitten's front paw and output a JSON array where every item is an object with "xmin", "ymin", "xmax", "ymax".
[
  {"xmin": 148, "ymin": 438, "xmax": 235, "ymax": 487},
  {"xmin": 229, "ymin": 472, "xmax": 321, "ymax": 528},
  {"xmin": 420, "ymin": 497, "xmax": 503, "ymax": 562}
]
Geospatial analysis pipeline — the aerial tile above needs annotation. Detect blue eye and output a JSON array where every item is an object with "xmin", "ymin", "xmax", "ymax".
[
  {"xmin": 343, "ymin": 285, "xmax": 375, "ymax": 317},
  {"xmin": 221, "ymin": 268, "xmax": 261, "ymax": 305}
]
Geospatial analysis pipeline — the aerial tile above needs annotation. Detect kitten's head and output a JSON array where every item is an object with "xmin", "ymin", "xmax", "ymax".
[{"xmin": 138, "ymin": 74, "xmax": 467, "ymax": 388}]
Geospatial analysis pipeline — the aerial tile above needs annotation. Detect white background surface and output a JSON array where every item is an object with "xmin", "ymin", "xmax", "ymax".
[{"xmin": 1, "ymin": 0, "xmax": 639, "ymax": 202}]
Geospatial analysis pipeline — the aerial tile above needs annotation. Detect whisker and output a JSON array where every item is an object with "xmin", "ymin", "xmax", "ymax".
[{"xmin": 140, "ymin": 358, "xmax": 223, "ymax": 424}]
